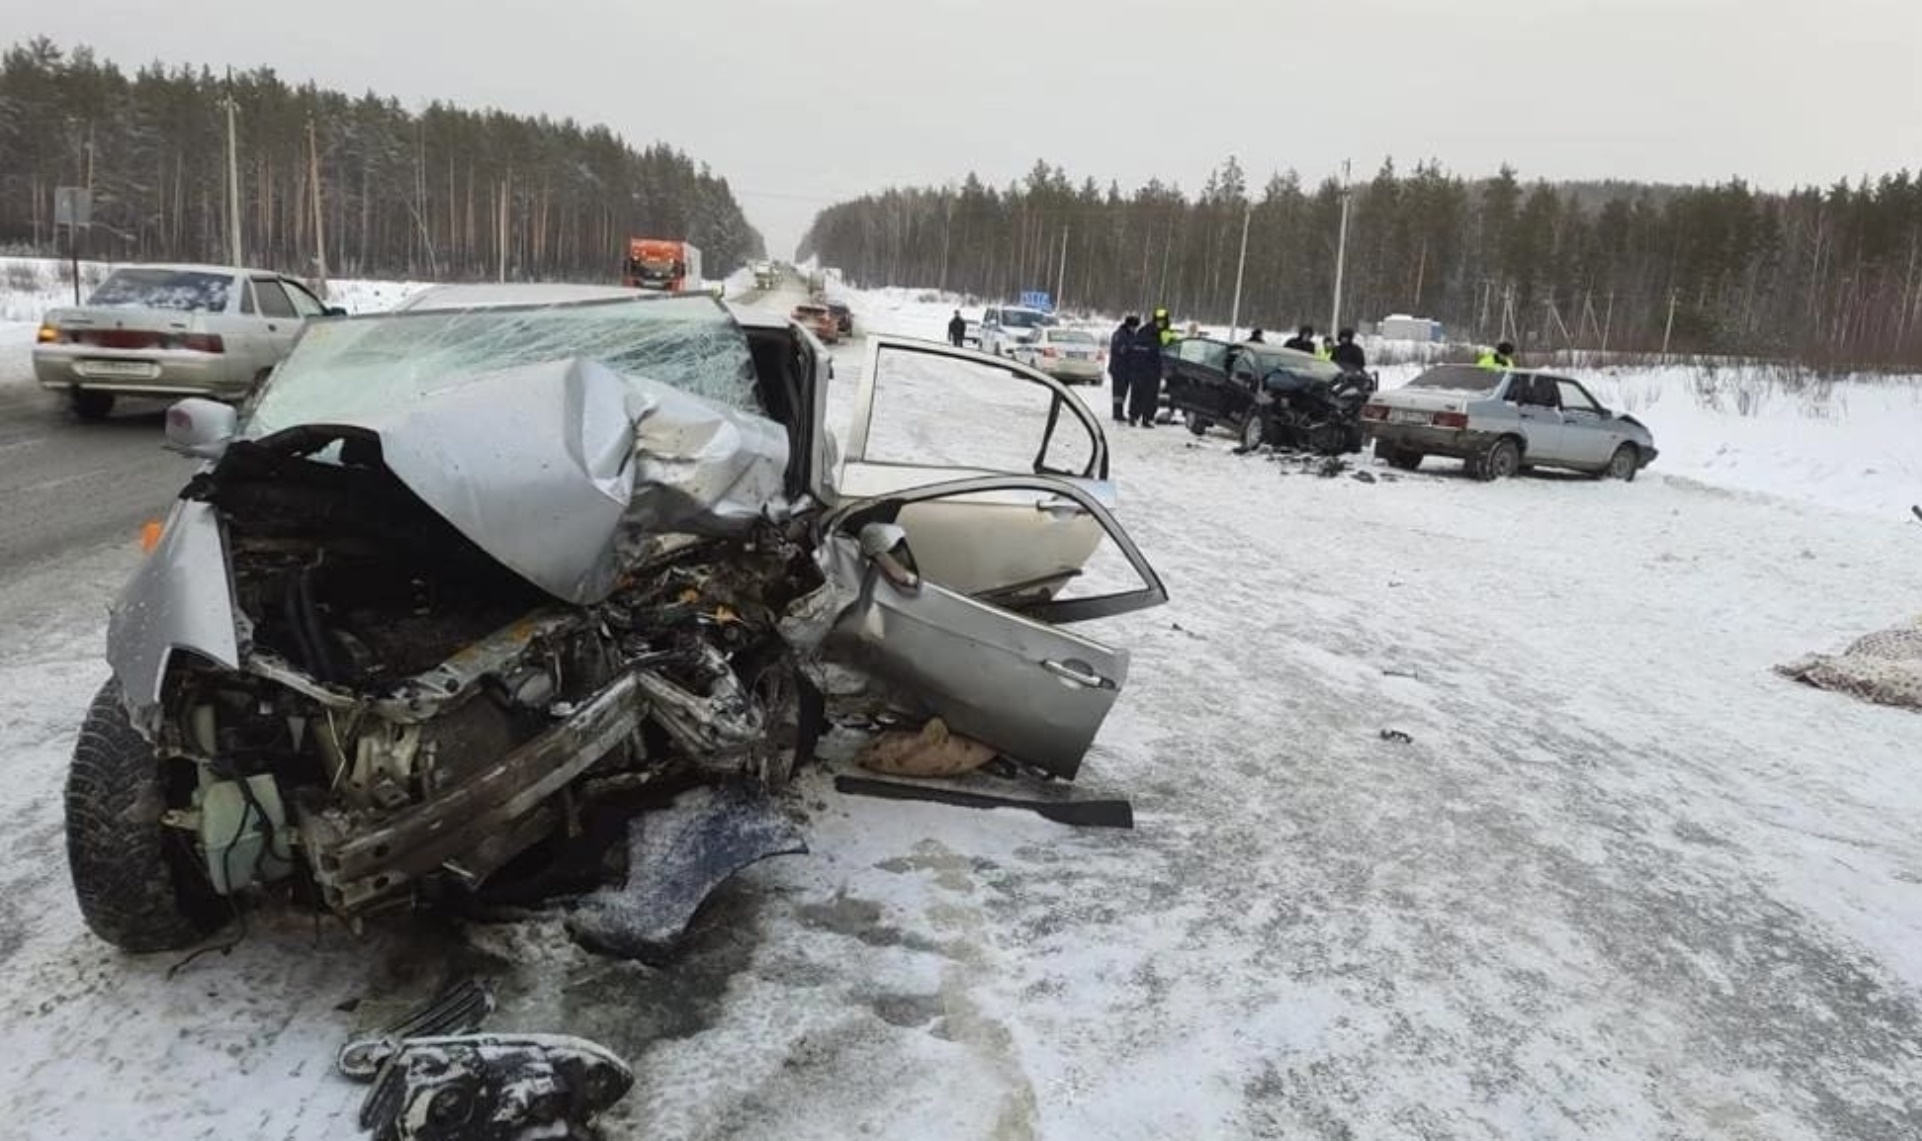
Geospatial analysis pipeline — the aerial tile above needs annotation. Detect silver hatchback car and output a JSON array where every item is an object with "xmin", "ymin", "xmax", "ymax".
[
  {"xmin": 1361, "ymin": 364, "xmax": 1659, "ymax": 481},
  {"xmin": 34, "ymin": 263, "xmax": 340, "ymax": 419}
]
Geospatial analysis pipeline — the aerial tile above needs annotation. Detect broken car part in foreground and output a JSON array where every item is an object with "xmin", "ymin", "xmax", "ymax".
[
  {"xmin": 339, "ymin": 978, "xmax": 632, "ymax": 1141},
  {"xmin": 64, "ymin": 291, "xmax": 1166, "ymax": 963}
]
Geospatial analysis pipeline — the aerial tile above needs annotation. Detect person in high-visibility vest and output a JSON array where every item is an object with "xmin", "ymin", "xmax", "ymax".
[{"xmin": 1477, "ymin": 341, "xmax": 1516, "ymax": 369}]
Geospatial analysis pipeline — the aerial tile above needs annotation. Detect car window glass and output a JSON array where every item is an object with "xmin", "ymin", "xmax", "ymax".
[
  {"xmin": 252, "ymin": 278, "xmax": 298, "ymax": 319},
  {"xmin": 87, "ymin": 267, "xmax": 234, "ymax": 312},
  {"xmin": 281, "ymin": 280, "xmax": 326, "ymax": 317},
  {"xmin": 1504, "ymin": 374, "xmax": 1531, "ymax": 403},
  {"xmin": 857, "ymin": 342, "xmax": 1097, "ymax": 478},
  {"xmin": 239, "ymin": 279, "xmax": 257, "ymax": 315},
  {"xmin": 1556, "ymin": 379, "xmax": 1600, "ymax": 414}
]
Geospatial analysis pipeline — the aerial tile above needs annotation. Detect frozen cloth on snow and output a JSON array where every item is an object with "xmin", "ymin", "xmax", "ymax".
[{"xmin": 1776, "ymin": 615, "xmax": 1922, "ymax": 712}]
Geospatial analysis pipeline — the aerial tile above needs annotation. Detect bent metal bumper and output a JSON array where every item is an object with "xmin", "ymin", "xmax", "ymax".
[
  {"xmin": 1363, "ymin": 422, "xmax": 1502, "ymax": 458},
  {"xmin": 307, "ymin": 670, "xmax": 645, "ymax": 912}
]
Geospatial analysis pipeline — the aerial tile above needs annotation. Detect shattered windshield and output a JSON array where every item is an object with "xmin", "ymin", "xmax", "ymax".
[{"xmin": 243, "ymin": 295, "xmax": 757, "ymax": 438}]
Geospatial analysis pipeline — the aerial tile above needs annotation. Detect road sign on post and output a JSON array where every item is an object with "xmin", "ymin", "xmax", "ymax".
[
  {"xmin": 1019, "ymin": 290, "xmax": 1052, "ymax": 312},
  {"xmin": 54, "ymin": 186, "xmax": 92, "ymax": 228},
  {"xmin": 55, "ymin": 186, "xmax": 93, "ymax": 304}
]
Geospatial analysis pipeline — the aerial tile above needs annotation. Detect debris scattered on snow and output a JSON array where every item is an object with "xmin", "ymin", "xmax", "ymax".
[
  {"xmin": 338, "ymin": 977, "xmax": 497, "ymax": 1080},
  {"xmin": 1775, "ymin": 615, "xmax": 1922, "ymax": 711},
  {"xmin": 834, "ymin": 774, "xmax": 1134, "ymax": 829},
  {"xmin": 1379, "ymin": 729, "xmax": 1414, "ymax": 744},
  {"xmin": 356, "ymin": 1033, "xmax": 632, "ymax": 1141},
  {"xmin": 565, "ymin": 783, "xmax": 806, "ymax": 962},
  {"xmin": 856, "ymin": 716, "xmax": 997, "ymax": 777}
]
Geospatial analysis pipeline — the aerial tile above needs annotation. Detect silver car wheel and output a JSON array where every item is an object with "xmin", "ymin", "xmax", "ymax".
[
  {"xmin": 1605, "ymin": 444, "xmax": 1640, "ymax": 481},
  {"xmin": 1480, "ymin": 438, "xmax": 1522, "ymax": 481},
  {"xmin": 1240, "ymin": 414, "xmax": 1265, "ymax": 451}
]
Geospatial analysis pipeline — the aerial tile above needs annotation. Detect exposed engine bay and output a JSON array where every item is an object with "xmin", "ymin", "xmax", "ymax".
[{"xmin": 157, "ymin": 433, "xmax": 825, "ymax": 922}]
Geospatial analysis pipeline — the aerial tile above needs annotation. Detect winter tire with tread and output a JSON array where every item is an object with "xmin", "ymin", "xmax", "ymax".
[
  {"xmin": 1605, "ymin": 443, "xmax": 1640, "ymax": 481},
  {"xmin": 69, "ymin": 390, "xmax": 114, "ymax": 421},
  {"xmin": 1474, "ymin": 437, "xmax": 1523, "ymax": 481},
  {"xmin": 66, "ymin": 680, "xmax": 226, "ymax": 953}
]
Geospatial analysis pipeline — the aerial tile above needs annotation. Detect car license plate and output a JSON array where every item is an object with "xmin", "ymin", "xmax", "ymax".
[
  {"xmin": 1388, "ymin": 408, "xmax": 1429, "ymax": 424},
  {"xmin": 75, "ymin": 359, "xmax": 162, "ymax": 379}
]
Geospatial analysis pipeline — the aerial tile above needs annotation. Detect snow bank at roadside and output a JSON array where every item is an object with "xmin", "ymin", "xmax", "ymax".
[{"xmin": 841, "ymin": 284, "xmax": 1922, "ymax": 521}]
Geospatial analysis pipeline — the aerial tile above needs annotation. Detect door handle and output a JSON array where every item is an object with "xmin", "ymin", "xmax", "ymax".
[
  {"xmin": 1042, "ymin": 658, "xmax": 1114, "ymax": 689},
  {"xmin": 1035, "ymin": 496, "xmax": 1088, "ymax": 518}
]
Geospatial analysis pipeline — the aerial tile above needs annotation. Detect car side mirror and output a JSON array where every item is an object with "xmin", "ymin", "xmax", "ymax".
[{"xmin": 164, "ymin": 398, "xmax": 237, "ymax": 459}]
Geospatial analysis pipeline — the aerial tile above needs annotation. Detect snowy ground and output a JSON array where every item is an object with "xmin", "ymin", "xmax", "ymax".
[{"xmin": 1, "ymin": 276, "xmax": 1919, "ymax": 1139}]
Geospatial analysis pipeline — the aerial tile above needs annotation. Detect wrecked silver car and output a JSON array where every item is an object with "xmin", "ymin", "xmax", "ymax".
[{"xmin": 65, "ymin": 287, "xmax": 1166, "ymax": 954}]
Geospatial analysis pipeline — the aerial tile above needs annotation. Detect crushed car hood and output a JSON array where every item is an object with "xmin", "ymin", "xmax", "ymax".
[{"xmin": 258, "ymin": 356, "xmax": 791, "ymax": 604}]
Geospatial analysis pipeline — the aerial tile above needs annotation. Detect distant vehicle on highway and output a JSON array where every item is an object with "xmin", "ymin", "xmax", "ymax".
[
  {"xmin": 978, "ymin": 305, "xmax": 1050, "ymax": 357},
  {"xmin": 1011, "ymin": 326, "xmax": 1105, "ymax": 385},
  {"xmin": 1361, "ymin": 364, "xmax": 1659, "ymax": 481},
  {"xmin": 824, "ymin": 300, "xmax": 854, "ymax": 337},
  {"xmin": 621, "ymin": 238, "xmax": 703, "ymax": 293},
  {"xmin": 791, "ymin": 302, "xmax": 841, "ymax": 344},
  {"xmin": 34, "ymin": 263, "xmax": 341, "ymax": 421}
]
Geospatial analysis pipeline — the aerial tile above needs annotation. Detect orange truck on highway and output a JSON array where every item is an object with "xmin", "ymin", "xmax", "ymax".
[{"xmin": 621, "ymin": 238, "xmax": 704, "ymax": 292}]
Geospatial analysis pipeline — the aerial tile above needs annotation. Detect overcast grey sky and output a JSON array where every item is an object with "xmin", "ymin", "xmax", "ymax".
[{"xmin": 6, "ymin": 0, "xmax": 1918, "ymax": 257}]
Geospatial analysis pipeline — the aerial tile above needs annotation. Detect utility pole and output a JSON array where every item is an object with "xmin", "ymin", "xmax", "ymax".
[
  {"xmin": 1054, "ymin": 227, "xmax": 1069, "ymax": 309},
  {"xmin": 1330, "ymin": 158, "xmax": 1352, "ymax": 335},
  {"xmin": 224, "ymin": 70, "xmax": 243, "ymax": 267},
  {"xmin": 1227, "ymin": 202, "xmax": 1252, "ymax": 341},
  {"xmin": 1661, "ymin": 289, "xmax": 1678, "ymax": 357},
  {"xmin": 308, "ymin": 117, "xmax": 330, "ymax": 298}
]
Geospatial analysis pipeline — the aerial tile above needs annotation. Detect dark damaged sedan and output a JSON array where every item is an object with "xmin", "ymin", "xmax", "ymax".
[{"xmin": 65, "ymin": 285, "xmax": 1167, "ymax": 959}]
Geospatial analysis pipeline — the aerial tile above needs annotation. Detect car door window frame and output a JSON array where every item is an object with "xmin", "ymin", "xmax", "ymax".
[
  {"xmin": 825, "ymin": 473, "xmax": 1166, "ymax": 624},
  {"xmin": 1553, "ymin": 377, "xmax": 1603, "ymax": 416},
  {"xmin": 251, "ymin": 277, "xmax": 299, "ymax": 319},
  {"xmin": 238, "ymin": 278, "xmax": 258, "ymax": 316},
  {"xmin": 848, "ymin": 334, "xmax": 1109, "ymax": 482},
  {"xmin": 280, "ymin": 279, "xmax": 326, "ymax": 317}
]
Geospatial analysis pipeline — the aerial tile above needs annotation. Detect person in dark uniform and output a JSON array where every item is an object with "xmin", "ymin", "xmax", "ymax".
[
  {"xmin": 1330, "ymin": 327, "xmax": 1366, "ymax": 371},
  {"xmin": 1246, "ymin": 328, "xmax": 1265, "ymax": 343},
  {"xmin": 1282, "ymin": 324, "xmax": 1316, "ymax": 353},
  {"xmin": 947, "ymin": 309, "xmax": 967, "ymax": 348},
  {"xmin": 1127, "ymin": 312, "xmax": 1168, "ymax": 427},
  {"xmin": 1108, "ymin": 315, "xmax": 1139, "ymax": 422}
]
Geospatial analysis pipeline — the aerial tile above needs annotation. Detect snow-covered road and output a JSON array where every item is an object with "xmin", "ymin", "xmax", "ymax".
[{"xmin": 0, "ymin": 287, "xmax": 1918, "ymax": 1139}]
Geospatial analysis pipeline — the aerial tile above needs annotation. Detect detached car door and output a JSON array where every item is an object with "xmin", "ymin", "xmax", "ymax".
[
  {"xmin": 819, "ymin": 475, "xmax": 1167, "ymax": 779},
  {"xmin": 836, "ymin": 335, "xmax": 1111, "ymax": 598}
]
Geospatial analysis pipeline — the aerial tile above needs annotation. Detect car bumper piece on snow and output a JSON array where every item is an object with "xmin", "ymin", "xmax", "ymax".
[{"xmin": 565, "ymin": 783, "xmax": 806, "ymax": 962}]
